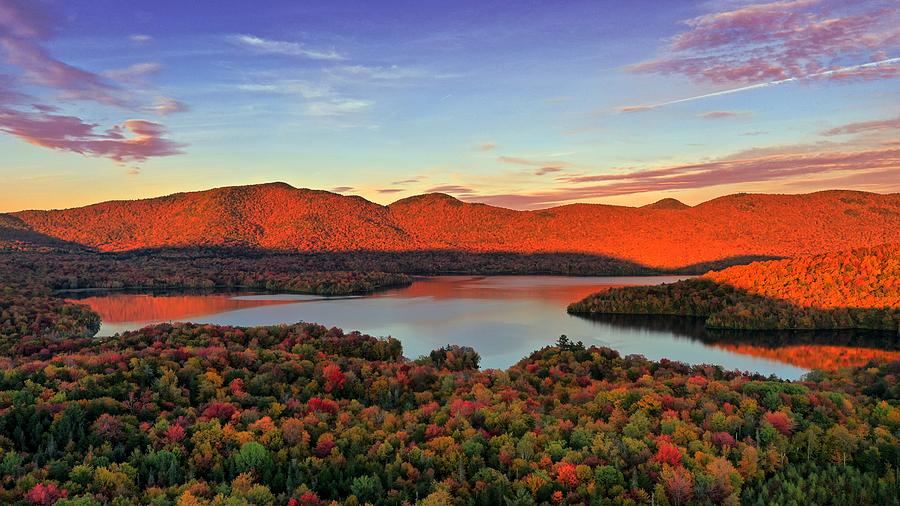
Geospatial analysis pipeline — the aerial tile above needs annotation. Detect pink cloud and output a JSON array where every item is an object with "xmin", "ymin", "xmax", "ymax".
[
  {"xmin": 497, "ymin": 156, "xmax": 574, "ymax": 168},
  {"xmin": 466, "ymin": 142, "xmax": 900, "ymax": 209},
  {"xmin": 0, "ymin": 106, "xmax": 184, "ymax": 162},
  {"xmin": 103, "ymin": 62, "xmax": 163, "ymax": 86},
  {"xmin": 0, "ymin": 0, "xmax": 54, "ymax": 39},
  {"xmin": 535, "ymin": 166, "xmax": 565, "ymax": 176},
  {"xmin": 377, "ymin": 188, "xmax": 405, "ymax": 194},
  {"xmin": 0, "ymin": 30, "xmax": 129, "ymax": 107},
  {"xmin": 821, "ymin": 115, "xmax": 900, "ymax": 135},
  {"xmin": 699, "ymin": 110, "xmax": 753, "ymax": 119},
  {"xmin": 0, "ymin": 0, "xmax": 188, "ymax": 164},
  {"xmin": 630, "ymin": 0, "xmax": 900, "ymax": 84},
  {"xmin": 151, "ymin": 97, "xmax": 189, "ymax": 116},
  {"xmin": 0, "ymin": 73, "xmax": 26, "ymax": 103},
  {"xmin": 425, "ymin": 185, "xmax": 475, "ymax": 194}
]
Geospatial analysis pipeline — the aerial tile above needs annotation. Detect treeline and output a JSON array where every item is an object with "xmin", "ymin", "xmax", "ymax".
[
  {"xmin": 0, "ymin": 325, "xmax": 898, "ymax": 505},
  {"xmin": 0, "ymin": 248, "xmax": 683, "ymax": 279},
  {"xmin": 569, "ymin": 244, "xmax": 900, "ymax": 333},
  {"xmin": 1, "ymin": 252, "xmax": 413, "ymax": 296},
  {"xmin": 0, "ymin": 291, "xmax": 100, "ymax": 347}
]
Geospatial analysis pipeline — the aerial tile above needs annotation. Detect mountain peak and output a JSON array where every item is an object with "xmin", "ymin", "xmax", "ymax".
[
  {"xmin": 642, "ymin": 198, "xmax": 690, "ymax": 210},
  {"xmin": 389, "ymin": 193, "xmax": 463, "ymax": 207}
]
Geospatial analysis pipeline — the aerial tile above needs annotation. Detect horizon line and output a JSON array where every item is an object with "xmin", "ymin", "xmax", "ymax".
[{"xmin": 5, "ymin": 181, "xmax": 896, "ymax": 214}]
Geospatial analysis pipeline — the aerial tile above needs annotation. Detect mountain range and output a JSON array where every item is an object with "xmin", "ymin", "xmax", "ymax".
[{"xmin": 5, "ymin": 182, "xmax": 900, "ymax": 269}]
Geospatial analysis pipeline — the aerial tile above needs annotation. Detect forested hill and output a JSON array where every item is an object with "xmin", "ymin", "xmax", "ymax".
[
  {"xmin": 704, "ymin": 243, "xmax": 900, "ymax": 310},
  {"xmin": 7, "ymin": 183, "xmax": 900, "ymax": 270},
  {"xmin": 569, "ymin": 243, "xmax": 900, "ymax": 332}
]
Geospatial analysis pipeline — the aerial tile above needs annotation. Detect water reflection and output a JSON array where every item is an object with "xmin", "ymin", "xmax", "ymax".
[
  {"xmin": 583, "ymin": 314, "xmax": 900, "ymax": 371},
  {"xmin": 67, "ymin": 276, "xmax": 895, "ymax": 379},
  {"xmin": 69, "ymin": 290, "xmax": 306, "ymax": 329}
]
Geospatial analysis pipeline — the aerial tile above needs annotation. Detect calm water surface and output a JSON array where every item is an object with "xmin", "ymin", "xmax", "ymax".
[{"xmin": 71, "ymin": 276, "xmax": 900, "ymax": 380}]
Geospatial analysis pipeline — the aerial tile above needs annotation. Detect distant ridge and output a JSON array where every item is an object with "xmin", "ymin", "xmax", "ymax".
[{"xmin": 6, "ymin": 184, "xmax": 900, "ymax": 269}]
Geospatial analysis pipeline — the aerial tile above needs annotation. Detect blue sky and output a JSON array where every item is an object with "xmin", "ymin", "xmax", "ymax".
[{"xmin": 0, "ymin": 0, "xmax": 898, "ymax": 211}]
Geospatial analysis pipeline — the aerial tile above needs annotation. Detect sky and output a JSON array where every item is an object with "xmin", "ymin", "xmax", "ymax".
[{"xmin": 0, "ymin": 0, "xmax": 898, "ymax": 212}]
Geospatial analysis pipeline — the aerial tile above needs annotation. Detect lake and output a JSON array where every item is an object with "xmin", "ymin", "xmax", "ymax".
[{"xmin": 69, "ymin": 276, "xmax": 900, "ymax": 380}]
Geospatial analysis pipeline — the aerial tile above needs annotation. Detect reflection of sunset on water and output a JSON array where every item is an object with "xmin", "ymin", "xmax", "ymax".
[
  {"xmin": 66, "ymin": 277, "xmax": 807, "ymax": 377},
  {"xmin": 70, "ymin": 294, "xmax": 297, "ymax": 323},
  {"xmin": 384, "ymin": 276, "xmax": 687, "ymax": 304},
  {"xmin": 713, "ymin": 344, "xmax": 900, "ymax": 371}
]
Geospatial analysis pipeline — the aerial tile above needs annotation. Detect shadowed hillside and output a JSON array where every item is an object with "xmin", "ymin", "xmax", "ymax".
[{"xmin": 8, "ymin": 184, "xmax": 900, "ymax": 269}]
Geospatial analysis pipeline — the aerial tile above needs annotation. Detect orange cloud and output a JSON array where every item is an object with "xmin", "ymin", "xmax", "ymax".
[{"xmin": 617, "ymin": 104, "xmax": 656, "ymax": 113}]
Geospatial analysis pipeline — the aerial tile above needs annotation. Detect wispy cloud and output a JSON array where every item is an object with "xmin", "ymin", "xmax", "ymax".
[
  {"xmin": 151, "ymin": 97, "xmax": 189, "ymax": 116},
  {"xmin": 535, "ymin": 166, "xmax": 565, "ymax": 176},
  {"xmin": 698, "ymin": 110, "xmax": 753, "ymax": 119},
  {"xmin": 305, "ymin": 98, "xmax": 372, "ymax": 117},
  {"xmin": 130, "ymin": 34, "xmax": 153, "ymax": 45},
  {"xmin": 377, "ymin": 188, "xmax": 405, "ymax": 194},
  {"xmin": 230, "ymin": 34, "xmax": 345, "ymax": 61},
  {"xmin": 425, "ymin": 185, "xmax": 475, "ymax": 194},
  {"xmin": 460, "ymin": 115, "xmax": 900, "ymax": 209},
  {"xmin": 328, "ymin": 65, "xmax": 426, "ymax": 81},
  {"xmin": 472, "ymin": 144, "xmax": 899, "ymax": 209},
  {"xmin": 497, "ymin": 155, "xmax": 574, "ymax": 168},
  {"xmin": 821, "ymin": 115, "xmax": 900, "ymax": 136},
  {"xmin": 476, "ymin": 142, "xmax": 497, "ymax": 152},
  {"xmin": 630, "ymin": 0, "xmax": 900, "ymax": 84},
  {"xmin": 618, "ymin": 105, "xmax": 655, "ymax": 113},
  {"xmin": 0, "ymin": 1, "xmax": 186, "ymax": 164},
  {"xmin": 331, "ymin": 186, "xmax": 354, "ymax": 193},
  {"xmin": 620, "ymin": 57, "xmax": 900, "ymax": 112},
  {"xmin": 234, "ymin": 80, "xmax": 332, "ymax": 99},
  {"xmin": 0, "ymin": 29, "xmax": 129, "ymax": 106},
  {"xmin": 0, "ymin": 107, "xmax": 184, "ymax": 162},
  {"xmin": 392, "ymin": 177, "xmax": 422, "ymax": 185},
  {"xmin": 103, "ymin": 62, "xmax": 163, "ymax": 85}
]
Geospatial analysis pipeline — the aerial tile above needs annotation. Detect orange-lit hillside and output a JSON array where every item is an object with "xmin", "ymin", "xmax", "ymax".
[
  {"xmin": 706, "ymin": 243, "xmax": 900, "ymax": 309},
  {"xmin": 569, "ymin": 244, "xmax": 900, "ymax": 331},
  {"xmin": 8, "ymin": 184, "xmax": 900, "ymax": 270}
]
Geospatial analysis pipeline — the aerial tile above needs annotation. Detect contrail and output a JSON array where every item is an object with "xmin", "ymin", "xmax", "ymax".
[{"xmin": 620, "ymin": 57, "xmax": 900, "ymax": 112}]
